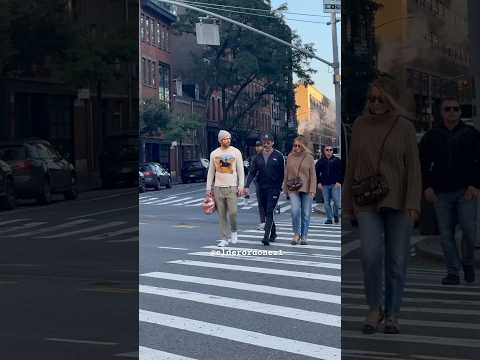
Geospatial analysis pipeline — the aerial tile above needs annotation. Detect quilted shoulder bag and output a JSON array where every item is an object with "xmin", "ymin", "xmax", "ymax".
[
  {"xmin": 351, "ymin": 117, "xmax": 399, "ymax": 206},
  {"xmin": 286, "ymin": 155, "xmax": 307, "ymax": 192}
]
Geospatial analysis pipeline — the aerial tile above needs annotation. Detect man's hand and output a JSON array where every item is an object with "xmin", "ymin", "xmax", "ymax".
[
  {"xmin": 309, "ymin": 192, "xmax": 316, "ymax": 199},
  {"xmin": 317, "ymin": 183, "xmax": 323, "ymax": 191},
  {"xmin": 334, "ymin": 182, "xmax": 341, "ymax": 189},
  {"xmin": 424, "ymin": 187, "xmax": 438, "ymax": 203},
  {"xmin": 407, "ymin": 209, "xmax": 419, "ymax": 223},
  {"xmin": 206, "ymin": 190, "xmax": 213, "ymax": 197},
  {"xmin": 238, "ymin": 188, "xmax": 245, "ymax": 197},
  {"xmin": 465, "ymin": 186, "xmax": 479, "ymax": 201}
]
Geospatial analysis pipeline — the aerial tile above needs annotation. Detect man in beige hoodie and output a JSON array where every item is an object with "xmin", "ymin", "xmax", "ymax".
[{"xmin": 206, "ymin": 130, "xmax": 245, "ymax": 247}]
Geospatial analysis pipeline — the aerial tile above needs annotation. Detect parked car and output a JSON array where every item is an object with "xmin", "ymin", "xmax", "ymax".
[
  {"xmin": 140, "ymin": 162, "xmax": 172, "ymax": 190},
  {"xmin": 0, "ymin": 160, "xmax": 16, "ymax": 210},
  {"xmin": 0, "ymin": 138, "xmax": 78, "ymax": 204},
  {"xmin": 182, "ymin": 158, "xmax": 209, "ymax": 183},
  {"xmin": 138, "ymin": 171, "xmax": 146, "ymax": 193},
  {"xmin": 100, "ymin": 144, "xmax": 138, "ymax": 188}
]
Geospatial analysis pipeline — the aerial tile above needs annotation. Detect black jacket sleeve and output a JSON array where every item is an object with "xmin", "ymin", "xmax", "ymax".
[
  {"xmin": 335, "ymin": 157, "xmax": 344, "ymax": 184},
  {"xmin": 315, "ymin": 159, "xmax": 321, "ymax": 184},
  {"xmin": 245, "ymin": 155, "xmax": 258, "ymax": 188},
  {"xmin": 419, "ymin": 134, "xmax": 433, "ymax": 190},
  {"xmin": 278, "ymin": 151, "xmax": 285, "ymax": 190}
]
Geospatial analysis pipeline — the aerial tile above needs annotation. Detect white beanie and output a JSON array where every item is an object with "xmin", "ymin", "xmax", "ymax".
[{"xmin": 218, "ymin": 130, "xmax": 231, "ymax": 142}]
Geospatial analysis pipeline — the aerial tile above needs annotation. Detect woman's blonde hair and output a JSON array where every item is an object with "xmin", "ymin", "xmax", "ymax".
[
  {"xmin": 362, "ymin": 77, "xmax": 404, "ymax": 115},
  {"xmin": 292, "ymin": 135, "xmax": 312, "ymax": 154}
]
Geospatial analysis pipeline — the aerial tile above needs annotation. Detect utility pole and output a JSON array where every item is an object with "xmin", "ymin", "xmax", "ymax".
[{"xmin": 330, "ymin": 11, "xmax": 341, "ymax": 155}]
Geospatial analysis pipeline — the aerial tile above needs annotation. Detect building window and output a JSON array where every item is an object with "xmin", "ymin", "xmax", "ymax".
[
  {"xmin": 161, "ymin": 27, "xmax": 166, "ymax": 50},
  {"xmin": 158, "ymin": 62, "xmax": 171, "ymax": 107},
  {"xmin": 165, "ymin": 30, "xmax": 169, "ymax": 52},
  {"xmin": 145, "ymin": 17, "xmax": 150, "ymax": 44},
  {"xmin": 156, "ymin": 22, "xmax": 161, "ymax": 47},
  {"xmin": 151, "ymin": 61, "xmax": 156, "ymax": 88},
  {"xmin": 142, "ymin": 57, "xmax": 146, "ymax": 85},
  {"xmin": 140, "ymin": 14, "xmax": 145, "ymax": 42}
]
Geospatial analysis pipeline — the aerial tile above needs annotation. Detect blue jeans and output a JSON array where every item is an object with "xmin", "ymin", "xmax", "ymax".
[
  {"xmin": 433, "ymin": 190, "xmax": 477, "ymax": 275},
  {"xmin": 357, "ymin": 209, "xmax": 413, "ymax": 316},
  {"xmin": 322, "ymin": 184, "xmax": 341, "ymax": 221},
  {"xmin": 289, "ymin": 192, "xmax": 313, "ymax": 240}
]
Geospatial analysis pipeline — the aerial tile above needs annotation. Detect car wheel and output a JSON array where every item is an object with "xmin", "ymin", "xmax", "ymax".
[
  {"xmin": 166, "ymin": 177, "xmax": 172, "ymax": 188},
  {"xmin": 154, "ymin": 178, "xmax": 161, "ymax": 191},
  {"xmin": 139, "ymin": 182, "xmax": 146, "ymax": 193},
  {"xmin": 37, "ymin": 178, "xmax": 52, "ymax": 204},
  {"xmin": 64, "ymin": 175, "xmax": 79, "ymax": 200},
  {"xmin": 0, "ymin": 177, "xmax": 16, "ymax": 210}
]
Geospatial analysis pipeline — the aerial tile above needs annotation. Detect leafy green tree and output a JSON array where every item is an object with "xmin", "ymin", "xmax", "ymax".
[{"xmin": 140, "ymin": 98, "xmax": 172, "ymax": 136}]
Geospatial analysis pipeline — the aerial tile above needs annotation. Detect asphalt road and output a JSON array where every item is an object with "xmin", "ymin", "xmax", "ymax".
[
  {"xmin": 0, "ymin": 187, "xmax": 139, "ymax": 359},
  {"xmin": 140, "ymin": 182, "xmax": 341, "ymax": 360},
  {"xmin": 341, "ymin": 222, "xmax": 480, "ymax": 360}
]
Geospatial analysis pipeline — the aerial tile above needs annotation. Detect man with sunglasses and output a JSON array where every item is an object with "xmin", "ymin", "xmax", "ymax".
[
  {"xmin": 316, "ymin": 146, "xmax": 343, "ymax": 224},
  {"xmin": 419, "ymin": 97, "xmax": 480, "ymax": 285},
  {"xmin": 245, "ymin": 133, "xmax": 284, "ymax": 245}
]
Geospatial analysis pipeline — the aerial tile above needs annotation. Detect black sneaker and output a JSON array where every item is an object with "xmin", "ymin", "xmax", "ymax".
[
  {"xmin": 442, "ymin": 273, "xmax": 460, "ymax": 285},
  {"xmin": 463, "ymin": 265, "xmax": 476, "ymax": 283},
  {"xmin": 334, "ymin": 217, "xmax": 339, "ymax": 224},
  {"xmin": 325, "ymin": 219, "xmax": 333, "ymax": 225},
  {"xmin": 269, "ymin": 235, "xmax": 276, "ymax": 243},
  {"xmin": 262, "ymin": 238, "xmax": 270, "ymax": 246}
]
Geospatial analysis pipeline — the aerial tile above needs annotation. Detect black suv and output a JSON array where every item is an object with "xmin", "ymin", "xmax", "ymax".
[
  {"xmin": 0, "ymin": 138, "xmax": 78, "ymax": 204},
  {"xmin": 182, "ymin": 159, "xmax": 209, "ymax": 183},
  {"xmin": 0, "ymin": 160, "xmax": 16, "ymax": 210}
]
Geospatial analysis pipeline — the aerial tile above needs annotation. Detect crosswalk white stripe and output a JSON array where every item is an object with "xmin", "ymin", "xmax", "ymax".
[
  {"xmin": 142, "ymin": 196, "xmax": 177, "ymax": 205},
  {"xmin": 233, "ymin": 239, "xmax": 340, "ymax": 251},
  {"xmin": 0, "ymin": 222, "xmax": 47, "ymax": 234},
  {"xmin": 174, "ymin": 197, "xmax": 204, "ymax": 205},
  {"xmin": 168, "ymin": 260, "xmax": 341, "ymax": 282},
  {"xmin": 0, "ymin": 219, "xmax": 30, "ymax": 226},
  {"xmin": 202, "ymin": 246, "xmax": 340, "ymax": 260},
  {"xmin": 343, "ymin": 280, "xmax": 480, "ymax": 291},
  {"xmin": 141, "ymin": 271, "xmax": 341, "ymax": 304},
  {"xmin": 8, "ymin": 219, "xmax": 93, "ymax": 238},
  {"xmin": 342, "ymin": 240, "xmax": 360, "ymax": 256},
  {"xmin": 342, "ymin": 284, "xmax": 480, "ymax": 297},
  {"xmin": 114, "ymin": 350, "xmax": 139, "ymax": 358},
  {"xmin": 188, "ymin": 251, "xmax": 341, "ymax": 270},
  {"xmin": 343, "ymin": 303, "xmax": 480, "ymax": 316},
  {"xmin": 275, "ymin": 226, "xmax": 341, "ymax": 234},
  {"xmin": 279, "ymin": 205, "xmax": 291, "ymax": 213},
  {"xmin": 139, "ymin": 347, "xmax": 196, "ymax": 360},
  {"xmin": 276, "ymin": 222, "xmax": 341, "ymax": 229},
  {"xmin": 152, "ymin": 197, "xmax": 193, "ymax": 205},
  {"xmin": 342, "ymin": 330, "xmax": 480, "ymax": 349},
  {"xmin": 39, "ymin": 221, "xmax": 126, "ymax": 239},
  {"xmin": 139, "ymin": 310, "xmax": 340, "ymax": 360},
  {"xmin": 342, "ymin": 292, "xmax": 480, "ymax": 306},
  {"xmin": 140, "ymin": 285, "xmax": 340, "ymax": 327},
  {"xmin": 80, "ymin": 226, "xmax": 138, "ymax": 241},
  {"xmin": 106, "ymin": 236, "xmax": 138, "ymax": 243},
  {"xmin": 237, "ymin": 234, "xmax": 341, "ymax": 245},
  {"xmin": 242, "ymin": 230, "xmax": 340, "ymax": 238},
  {"xmin": 343, "ymin": 316, "xmax": 480, "ymax": 330}
]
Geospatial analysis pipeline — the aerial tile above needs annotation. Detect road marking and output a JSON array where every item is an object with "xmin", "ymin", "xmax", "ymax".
[
  {"xmin": 275, "ymin": 222, "xmax": 340, "ymax": 229},
  {"xmin": 106, "ymin": 237, "xmax": 138, "ymax": 243},
  {"xmin": 157, "ymin": 246, "xmax": 189, "ymax": 250},
  {"xmin": 0, "ymin": 218, "xmax": 30, "ymax": 226},
  {"xmin": 188, "ymin": 251, "xmax": 341, "ymax": 270},
  {"xmin": 174, "ymin": 197, "xmax": 204, "ymax": 205},
  {"xmin": 0, "ymin": 264, "xmax": 41, "ymax": 267},
  {"xmin": 237, "ymin": 234, "xmax": 340, "ymax": 244},
  {"xmin": 138, "ymin": 347, "xmax": 194, "ymax": 359},
  {"xmin": 39, "ymin": 221, "xmax": 126, "ymax": 238},
  {"xmin": 279, "ymin": 205, "xmax": 291, "ymax": 213},
  {"xmin": 141, "ymin": 271, "xmax": 340, "ymax": 304},
  {"xmin": 343, "ymin": 316, "xmax": 480, "ymax": 330},
  {"xmin": 140, "ymin": 310, "xmax": 340, "ymax": 360},
  {"xmin": 81, "ymin": 226, "xmax": 138, "ymax": 240},
  {"xmin": 342, "ymin": 330, "xmax": 480, "ymax": 348},
  {"xmin": 44, "ymin": 337, "xmax": 117, "ymax": 346},
  {"xmin": 140, "ymin": 285, "xmax": 340, "ymax": 327},
  {"xmin": 142, "ymin": 196, "xmax": 177, "ymax": 205},
  {"xmin": 342, "ymin": 240, "xmax": 360, "ymax": 256},
  {"xmin": 242, "ymin": 230, "xmax": 340, "ymax": 238},
  {"xmin": 68, "ymin": 205, "xmax": 138, "ymax": 220},
  {"xmin": 233, "ymin": 239, "xmax": 340, "ymax": 251},
  {"xmin": 80, "ymin": 287, "xmax": 136, "ymax": 294},
  {"xmin": 115, "ymin": 351, "xmax": 138, "ymax": 358},
  {"xmin": 8, "ymin": 219, "xmax": 93, "ymax": 238},
  {"xmin": 152, "ymin": 197, "xmax": 193, "ymax": 205},
  {"xmin": 202, "ymin": 245, "xmax": 338, "ymax": 258},
  {"xmin": 344, "ymin": 280, "xmax": 480, "ymax": 291},
  {"xmin": 173, "ymin": 224, "xmax": 198, "ymax": 229},
  {"xmin": 343, "ymin": 303, "xmax": 480, "ymax": 316},
  {"xmin": 343, "ymin": 292, "xmax": 480, "ymax": 306},
  {"xmin": 0, "ymin": 222, "xmax": 47, "ymax": 234},
  {"xmin": 342, "ymin": 284, "xmax": 480, "ymax": 297},
  {"xmin": 168, "ymin": 260, "xmax": 341, "ymax": 282},
  {"xmin": 274, "ymin": 226, "xmax": 341, "ymax": 234}
]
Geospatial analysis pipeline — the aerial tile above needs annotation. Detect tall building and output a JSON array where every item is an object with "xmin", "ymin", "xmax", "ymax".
[{"xmin": 295, "ymin": 84, "xmax": 337, "ymax": 155}]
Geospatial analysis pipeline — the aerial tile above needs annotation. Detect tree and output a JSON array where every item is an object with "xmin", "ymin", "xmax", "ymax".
[
  {"xmin": 174, "ymin": 0, "xmax": 316, "ymax": 149},
  {"xmin": 140, "ymin": 98, "xmax": 172, "ymax": 136},
  {"xmin": 164, "ymin": 112, "xmax": 203, "ymax": 143}
]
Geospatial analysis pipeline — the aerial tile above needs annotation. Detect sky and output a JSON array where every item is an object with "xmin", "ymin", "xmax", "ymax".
[{"xmin": 271, "ymin": 0, "xmax": 340, "ymax": 100}]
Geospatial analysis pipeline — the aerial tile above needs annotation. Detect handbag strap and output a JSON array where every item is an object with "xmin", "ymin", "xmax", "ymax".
[
  {"xmin": 375, "ymin": 116, "xmax": 400, "ymax": 173},
  {"xmin": 295, "ymin": 155, "xmax": 307, "ymax": 178}
]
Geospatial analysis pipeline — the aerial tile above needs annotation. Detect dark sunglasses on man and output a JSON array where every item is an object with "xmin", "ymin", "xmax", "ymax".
[
  {"xmin": 443, "ymin": 106, "xmax": 460, "ymax": 112},
  {"xmin": 325, "ymin": 148, "xmax": 333, "ymax": 152}
]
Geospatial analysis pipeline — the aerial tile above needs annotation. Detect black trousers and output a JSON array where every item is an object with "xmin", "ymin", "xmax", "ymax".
[
  {"xmin": 258, "ymin": 187, "xmax": 281, "ymax": 240},
  {"xmin": 254, "ymin": 182, "xmax": 266, "ymax": 223}
]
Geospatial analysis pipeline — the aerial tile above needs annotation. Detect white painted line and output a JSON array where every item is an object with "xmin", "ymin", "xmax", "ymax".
[
  {"xmin": 342, "ymin": 284, "xmax": 480, "ymax": 297},
  {"xmin": 279, "ymin": 205, "xmax": 291, "ymax": 213},
  {"xmin": 142, "ymin": 196, "xmax": 177, "ymax": 205},
  {"xmin": 0, "ymin": 222, "xmax": 47, "ymax": 234},
  {"xmin": 114, "ymin": 351, "xmax": 138, "ymax": 358},
  {"xmin": 141, "ymin": 271, "xmax": 341, "ymax": 304},
  {"xmin": 0, "ymin": 218, "xmax": 29, "ymax": 226},
  {"xmin": 44, "ymin": 337, "xmax": 117, "ymax": 346},
  {"xmin": 174, "ymin": 197, "xmax": 204, "ymax": 205},
  {"xmin": 168, "ymin": 260, "xmax": 341, "ymax": 282},
  {"xmin": 39, "ymin": 221, "xmax": 126, "ymax": 238},
  {"xmin": 412, "ymin": 355, "xmax": 476, "ymax": 360},
  {"xmin": 9, "ymin": 219, "xmax": 93, "ymax": 238},
  {"xmin": 237, "ymin": 234, "xmax": 341, "ymax": 245},
  {"xmin": 342, "ymin": 240, "xmax": 360, "ymax": 256},
  {"xmin": 139, "ymin": 310, "xmax": 340, "ymax": 360},
  {"xmin": 106, "ymin": 237, "xmax": 138, "ymax": 243},
  {"xmin": 138, "ymin": 347, "xmax": 194, "ymax": 360},
  {"xmin": 202, "ymin": 245, "xmax": 340, "ymax": 260},
  {"xmin": 140, "ymin": 285, "xmax": 340, "ymax": 327},
  {"xmin": 342, "ymin": 330, "xmax": 480, "ymax": 348},
  {"xmin": 274, "ymin": 227, "xmax": 341, "ymax": 235},
  {"xmin": 81, "ymin": 226, "xmax": 138, "ymax": 241},
  {"xmin": 166, "ymin": 188, "xmax": 205, "ymax": 196},
  {"xmin": 342, "ymin": 292, "xmax": 480, "ymax": 306},
  {"xmin": 343, "ymin": 280, "xmax": 480, "ymax": 291},
  {"xmin": 343, "ymin": 316, "xmax": 480, "ymax": 330},
  {"xmin": 68, "ymin": 205, "xmax": 138, "ymax": 219},
  {"xmin": 243, "ymin": 230, "xmax": 340, "ymax": 238},
  {"xmin": 233, "ymin": 239, "xmax": 340, "ymax": 251},
  {"xmin": 275, "ymin": 222, "xmax": 341, "ymax": 229},
  {"xmin": 343, "ymin": 303, "xmax": 480, "ymax": 316},
  {"xmin": 152, "ymin": 197, "xmax": 193, "ymax": 205},
  {"xmin": 157, "ymin": 246, "xmax": 189, "ymax": 251},
  {"xmin": 188, "ymin": 251, "xmax": 341, "ymax": 270}
]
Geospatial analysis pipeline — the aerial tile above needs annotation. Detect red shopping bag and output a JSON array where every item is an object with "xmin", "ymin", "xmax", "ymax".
[{"xmin": 202, "ymin": 193, "xmax": 216, "ymax": 215}]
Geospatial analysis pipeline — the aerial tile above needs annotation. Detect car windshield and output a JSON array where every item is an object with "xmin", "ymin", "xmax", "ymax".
[
  {"xmin": 139, "ymin": 165, "xmax": 153, "ymax": 172},
  {"xmin": 185, "ymin": 161, "xmax": 202, "ymax": 169},
  {"xmin": 0, "ymin": 146, "xmax": 26, "ymax": 161}
]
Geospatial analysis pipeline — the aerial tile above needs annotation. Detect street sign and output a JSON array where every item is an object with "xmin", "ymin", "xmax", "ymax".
[
  {"xmin": 323, "ymin": 0, "xmax": 341, "ymax": 13},
  {"xmin": 195, "ymin": 22, "xmax": 220, "ymax": 46}
]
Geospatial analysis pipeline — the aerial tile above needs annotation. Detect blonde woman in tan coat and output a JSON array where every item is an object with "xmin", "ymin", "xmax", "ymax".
[{"xmin": 284, "ymin": 135, "xmax": 317, "ymax": 245}]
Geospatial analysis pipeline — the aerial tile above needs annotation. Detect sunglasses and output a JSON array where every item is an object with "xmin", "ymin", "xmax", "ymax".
[
  {"xmin": 293, "ymin": 144, "xmax": 302, "ymax": 148},
  {"xmin": 325, "ymin": 149, "xmax": 333, "ymax": 152},
  {"xmin": 368, "ymin": 96, "xmax": 385, "ymax": 104},
  {"xmin": 443, "ymin": 106, "xmax": 460, "ymax": 112}
]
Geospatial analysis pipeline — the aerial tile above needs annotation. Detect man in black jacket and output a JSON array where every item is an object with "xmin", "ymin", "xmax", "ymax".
[
  {"xmin": 419, "ymin": 97, "xmax": 480, "ymax": 285},
  {"xmin": 315, "ymin": 146, "xmax": 343, "ymax": 224},
  {"xmin": 248, "ymin": 140, "xmax": 266, "ymax": 230},
  {"xmin": 245, "ymin": 133, "xmax": 285, "ymax": 245}
]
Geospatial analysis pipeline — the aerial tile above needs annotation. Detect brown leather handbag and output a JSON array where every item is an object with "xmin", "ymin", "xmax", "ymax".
[{"xmin": 286, "ymin": 155, "xmax": 307, "ymax": 192}]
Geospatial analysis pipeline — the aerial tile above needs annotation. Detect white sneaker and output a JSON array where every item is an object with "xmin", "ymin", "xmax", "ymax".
[
  {"xmin": 217, "ymin": 239, "xmax": 229, "ymax": 247},
  {"xmin": 256, "ymin": 223, "xmax": 265, "ymax": 230},
  {"xmin": 231, "ymin": 232, "xmax": 238, "ymax": 244}
]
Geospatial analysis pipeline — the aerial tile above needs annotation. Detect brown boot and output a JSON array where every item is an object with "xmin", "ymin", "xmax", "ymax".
[{"xmin": 290, "ymin": 234, "xmax": 300, "ymax": 245}]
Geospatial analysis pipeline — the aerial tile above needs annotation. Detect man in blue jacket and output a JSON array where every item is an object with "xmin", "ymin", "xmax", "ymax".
[{"xmin": 315, "ymin": 146, "xmax": 343, "ymax": 224}]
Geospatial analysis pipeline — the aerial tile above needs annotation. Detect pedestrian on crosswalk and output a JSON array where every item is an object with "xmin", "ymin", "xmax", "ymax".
[
  {"xmin": 284, "ymin": 136, "xmax": 317, "ymax": 246},
  {"xmin": 206, "ymin": 130, "xmax": 245, "ymax": 247},
  {"xmin": 419, "ymin": 96, "xmax": 480, "ymax": 285},
  {"xmin": 249, "ymin": 140, "xmax": 267, "ymax": 230},
  {"xmin": 343, "ymin": 78, "xmax": 422, "ymax": 334},
  {"xmin": 245, "ymin": 133, "xmax": 284, "ymax": 246}
]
